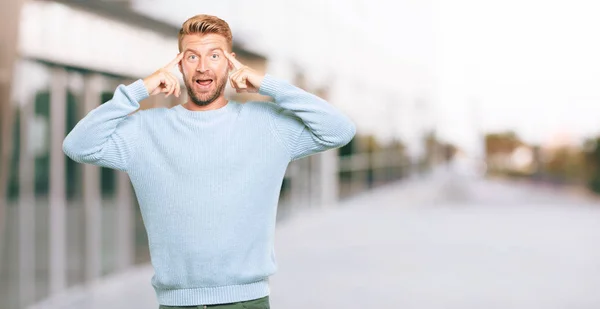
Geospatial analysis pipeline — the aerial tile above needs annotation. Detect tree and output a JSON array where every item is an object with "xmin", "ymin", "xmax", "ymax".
[
  {"xmin": 584, "ymin": 137, "xmax": 600, "ymax": 193},
  {"xmin": 485, "ymin": 131, "xmax": 523, "ymax": 157}
]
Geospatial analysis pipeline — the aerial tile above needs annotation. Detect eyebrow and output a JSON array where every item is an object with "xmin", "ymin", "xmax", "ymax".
[{"xmin": 183, "ymin": 48, "xmax": 224, "ymax": 54}]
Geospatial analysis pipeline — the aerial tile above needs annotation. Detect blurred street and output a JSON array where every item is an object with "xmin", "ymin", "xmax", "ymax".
[
  {"xmin": 29, "ymin": 166, "xmax": 600, "ymax": 309},
  {"xmin": 271, "ymin": 168, "xmax": 600, "ymax": 308}
]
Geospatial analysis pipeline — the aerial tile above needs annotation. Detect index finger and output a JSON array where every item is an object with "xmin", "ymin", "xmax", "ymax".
[
  {"xmin": 223, "ymin": 51, "xmax": 243, "ymax": 70},
  {"xmin": 166, "ymin": 52, "xmax": 184, "ymax": 68}
]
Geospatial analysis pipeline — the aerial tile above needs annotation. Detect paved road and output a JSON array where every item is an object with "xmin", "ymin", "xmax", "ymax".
[
  {"xmin": 270, "ymin": 172, "xmax": 600, "ymax": 308},
  {"xmin": 28, "ymin": 171, "xmax": 600, "ymax": 309}
]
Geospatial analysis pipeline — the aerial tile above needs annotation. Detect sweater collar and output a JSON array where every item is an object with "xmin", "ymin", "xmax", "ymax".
[{"xmin": 173, "ymin": 101, "xmax": 235, "ymax": 119}]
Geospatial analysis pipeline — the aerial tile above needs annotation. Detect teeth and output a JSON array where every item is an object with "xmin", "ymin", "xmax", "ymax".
[{"xmin": 196, "ymin": 80, "xmax": 212, "ymax": 85}]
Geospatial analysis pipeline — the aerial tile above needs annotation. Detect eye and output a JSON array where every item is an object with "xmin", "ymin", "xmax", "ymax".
[
  {"xmin": 188, "ymin": 54, "xmax": 198, "ymax": 61},
  {"xmin": 211, "ymin": 53, "xmax": 219, "ymax": 60}
]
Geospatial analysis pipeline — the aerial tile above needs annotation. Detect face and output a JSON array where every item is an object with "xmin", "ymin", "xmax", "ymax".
[{"xmin": 179, "ymin": 33, "xmax": 232, "ymax": 106}]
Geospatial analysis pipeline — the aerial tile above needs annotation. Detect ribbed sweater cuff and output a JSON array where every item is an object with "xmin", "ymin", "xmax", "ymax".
[
  {"xmin": 124, "ymin": 79, "xmax": 149, "ymax": 106},
  {"xmin": 258, "ymin": 74, "xmax": 280, "ymax": 100}
]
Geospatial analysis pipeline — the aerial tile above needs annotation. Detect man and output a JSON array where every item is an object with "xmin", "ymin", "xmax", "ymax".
[{"xmin": 63, "ymin": 14, "xmax": 355, "ymax": 308}]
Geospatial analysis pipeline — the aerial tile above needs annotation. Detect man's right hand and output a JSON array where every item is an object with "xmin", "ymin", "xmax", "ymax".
[{"xmin": 142, "ymin": 53, "xmax": 184, "ymax": 98}]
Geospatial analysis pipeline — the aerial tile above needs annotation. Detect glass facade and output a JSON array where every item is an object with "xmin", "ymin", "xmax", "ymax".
[{"xmin": 0, "ymin": 60, "xmax": 150, "ymax": 309}]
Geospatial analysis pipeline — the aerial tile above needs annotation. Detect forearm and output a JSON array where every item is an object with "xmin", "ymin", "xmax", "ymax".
[
  {"xmin": 258, "ymin": 74, "xmax": 356, "ymax": 148},
  {"xmin": 62, "ymin": 79, "xmax": 148, "ymax": 170}
]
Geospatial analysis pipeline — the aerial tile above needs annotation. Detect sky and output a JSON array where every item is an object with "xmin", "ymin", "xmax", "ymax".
[
  {"xmin": 134, "ymin": 0, "xmax": 600, "ymax": 156},
  {"xmin": 433, "ymin": 0, "xmax": 600, "ymax": 154}
]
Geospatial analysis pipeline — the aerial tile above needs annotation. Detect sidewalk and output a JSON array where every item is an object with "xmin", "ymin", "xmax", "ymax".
[
  {"xmin": 29, "ymin": 174, "xmax": 600, "ymax": 308},
  {"xmin": 27, "ymin": 177, "xmax": 438, "ymax": 309},
  {"xmin": 269, "ymin": 175, "xmax": 600, "ymax": 309},
  {"xmin": 28, "ymin": 264, "xmax": 157, "ymax": 309}
]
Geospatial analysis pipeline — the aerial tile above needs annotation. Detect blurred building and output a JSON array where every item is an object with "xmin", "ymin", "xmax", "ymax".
[
  {"xmin": 0, "ymin": 1, "xmax": 412, "ymax": 309},
  {"xmin": 0, "ymin": 1, "xmax": 269, "ymax": 308}
]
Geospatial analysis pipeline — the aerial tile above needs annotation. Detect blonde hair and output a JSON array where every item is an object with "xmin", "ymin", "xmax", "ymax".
[{"xmin": 178, "ymin": 14, "xmax": 233, "ymax": 52}]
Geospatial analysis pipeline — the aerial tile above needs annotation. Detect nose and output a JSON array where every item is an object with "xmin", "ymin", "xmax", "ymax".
[{"xmin": 196, "ymin": 58, "xmax": 209, "ymax": 73}]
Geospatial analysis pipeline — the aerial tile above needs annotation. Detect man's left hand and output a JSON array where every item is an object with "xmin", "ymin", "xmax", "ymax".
[{"xmin": 225, "ymin": 52, "xmax": 265, "ymax": 93}]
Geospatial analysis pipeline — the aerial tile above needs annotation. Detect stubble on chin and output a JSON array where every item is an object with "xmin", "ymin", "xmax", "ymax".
[
  {"xmin": 186, "ymin": 78, "xmax": 226, "ymax": 107},
  {"xmin": 182, "ymin": 67, "xmax": 229, "ymax": 107}
]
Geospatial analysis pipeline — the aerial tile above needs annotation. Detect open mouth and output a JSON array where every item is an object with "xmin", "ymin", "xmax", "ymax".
[{"xmin": 195, "ymin": 79, "xmax": 213, "ymax": 87}]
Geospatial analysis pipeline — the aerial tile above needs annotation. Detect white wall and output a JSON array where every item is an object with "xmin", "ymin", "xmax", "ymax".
[{"xmin": 19, "ymin": 1, "xmax": 181, "ymax": 80}]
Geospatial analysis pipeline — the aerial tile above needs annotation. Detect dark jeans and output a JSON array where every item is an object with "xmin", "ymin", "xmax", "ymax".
[{"xmin": 159, "ymin": 296, "xmax": 270, "ymax": 309}]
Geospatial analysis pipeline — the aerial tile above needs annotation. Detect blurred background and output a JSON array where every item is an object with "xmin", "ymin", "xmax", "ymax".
[{"xmin": 1, "ymin": 0, "xmax": 599, "ymax": 308}]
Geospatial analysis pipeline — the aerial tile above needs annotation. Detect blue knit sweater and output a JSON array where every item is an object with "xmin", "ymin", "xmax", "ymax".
[{"xmin": 63, "ymin": 74, "xmax": 356, "ymax": 305}]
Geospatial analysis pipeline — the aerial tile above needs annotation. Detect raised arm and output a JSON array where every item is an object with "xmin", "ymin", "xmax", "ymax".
[
  {"xmin": 62, "ymin": 80, "xmax": 147, "ymax": 171},
  {"xmin": 259, "ymin": 75, "xmax": 356, "ymax": 160},
  {"xmin": 225, "ymin": 52, "xmax": 356, "ymax": 161},
  {"xmin": 63, "ymin": 53, "xmax": 184, "ymax": 171}
]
